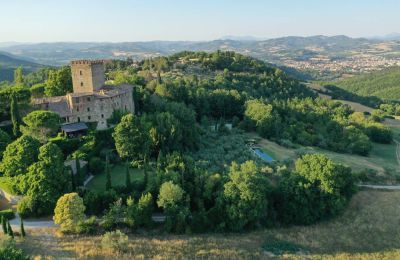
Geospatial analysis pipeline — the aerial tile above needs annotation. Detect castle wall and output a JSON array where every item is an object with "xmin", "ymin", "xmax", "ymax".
[{"xmin": 65, "ymin": 89, "xmax": 134, "ymax": 129}]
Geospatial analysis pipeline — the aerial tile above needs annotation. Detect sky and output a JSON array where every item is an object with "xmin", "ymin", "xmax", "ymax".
[{"xmin": 0, "ymin": 0, "xmax": 399, "ymax": 42}]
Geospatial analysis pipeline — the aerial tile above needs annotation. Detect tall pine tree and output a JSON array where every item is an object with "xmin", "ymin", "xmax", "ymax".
[{"xmin": 10, "ymin": 94, "xmax": 21, "ymax": 137}]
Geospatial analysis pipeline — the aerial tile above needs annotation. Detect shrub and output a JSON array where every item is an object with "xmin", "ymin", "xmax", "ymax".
[
  {"xmin": 0, "ymin": 236, "xmax": 28, "ymax": 259},
  {"xmin": 76, "ymin": 216, "xmax": 97, "ymax": 234},
  {"xmin": 53, "ymin": 193, "xmax": 86, "ymax": 233},
  {"xmin": 0, "ymin": 210, "xmax": 15, "ymax": 220},
  {"xmin": 17, "ymin": 196, "xmax": 35, "ymax": 218},
  {"xmin": 101, "ymin": 230, "xmax": 129, "ymax": 253}
]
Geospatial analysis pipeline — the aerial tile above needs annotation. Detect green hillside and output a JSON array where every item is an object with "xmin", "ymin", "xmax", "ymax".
[
  {"xmin": 0, "ymin": 51, "xmax": 43, "ymax": 81},
  {"xmin": 332, "ymin": 66, "xmax": 400, "ymax": 100}
]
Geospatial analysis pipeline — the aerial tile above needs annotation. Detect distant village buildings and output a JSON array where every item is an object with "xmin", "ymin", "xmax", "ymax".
[{"xmin": 33, "ymin": 60, "xmax": 134, "ymax": 130}]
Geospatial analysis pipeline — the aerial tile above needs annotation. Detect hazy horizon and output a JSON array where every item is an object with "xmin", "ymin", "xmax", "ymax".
[{"xmin": 1, "ymin": 0, "xmax": 399, "ymax": 42}]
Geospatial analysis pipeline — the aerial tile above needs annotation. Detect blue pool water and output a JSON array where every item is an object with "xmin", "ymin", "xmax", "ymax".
[{"xmin": 254, "ymin": 149, "xmax": 274, "ymax": 162}]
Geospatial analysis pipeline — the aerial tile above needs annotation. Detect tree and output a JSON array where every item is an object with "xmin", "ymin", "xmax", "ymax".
[
  {"xmin": 345, "ymin": 126, "xmax": 372, "ymax": 156},
  {"xmin": 14, "ymin": 67, "xmax": 24, "ymax": 86},
  {"xmin": 279, "ymin": 154, "xmax": 355, "ymax": 225},
  {"xmin": 105, "ymin": 155, "xmax": 112, "ymax": 191},
  {"xmin": 20, "ymin": 110, "xmax": 60, "ymax": 143},
  {"xmin": 125, "ymin": 161, "xmax": 131, "ymax": 188},
  {"xmin": 21, "ymin": 143, "xmax": 71, "ymax": 216},
  {"xmin": 223, "ymin": 161, "xmax": 268, "ymax": 231},
  {"xmin": 157, "ymin": 181, "xmax": 188, "ymax": 233},
  {"xmin": 20, "ymin": 218, "xmax": 25, "ymax": 238},
  {"xmin": 125, "ymin": 193, "xmax": 153, "ymax": 229},
  {"xmin": 244, "ymin": 99, "xmax": 278, "ymax": 138},
  {"xmin": 0, "ymin": 129, "xmax": 11, "ymax": 159},
  {"xmin": 149, "ymin": 112, "xmax": 183, "ymax": 153},
  {"xmin": 45, "ymin": 66, "xmax": 72, "ymax": 96},
  {"xmin": 7, "ymin": 221, "xmax": 13, "ymax": 238},
  {"xmin": 70, "ymin": 168, "xmax": 76, "ymax": 191},
  {"xmin": 74, "ymin": 157, "xmax": 81, "ymax": 187},
  {"xmin": 0, "ymin": 135, "xmax": 40, "ymax": 177},
  {"xmin": 113, "ymin": 113, "xmax": 151, "ymax": 163},
  {"xmin": 1, "ymin": 216, "xmax": 6, "ymax": 234},
  {"xmin": 10, "ymin": 94, "xmax": 21, "ymax": 137},
  {"xmin": 53, "ymin": 193, "xmax": 86, "ymax": 233}
]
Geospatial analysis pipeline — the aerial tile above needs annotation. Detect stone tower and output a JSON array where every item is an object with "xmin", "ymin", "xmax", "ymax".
[{"xmin": 70, "ymin": 60, "xmax": 105, "ymax": 93}]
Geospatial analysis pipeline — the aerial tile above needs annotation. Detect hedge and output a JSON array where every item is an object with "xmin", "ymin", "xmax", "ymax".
[{"xmin": 0, "ymin": 209, "xmax": 15, "ymax": 220}]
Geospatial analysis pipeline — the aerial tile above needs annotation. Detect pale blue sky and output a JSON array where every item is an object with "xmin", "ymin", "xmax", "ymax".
[{"xmin": 1, "ymin": 0, "xmax": 399, "ymax": 42}]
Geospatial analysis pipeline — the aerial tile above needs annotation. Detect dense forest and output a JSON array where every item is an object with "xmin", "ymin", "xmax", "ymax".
[
  {"xmin": 326, "ymin": 66, "xmax": 400, "ymax": 101},
  {"xmin": 0, "ymin": 51, "xmax": 394, "ymax": 242}
]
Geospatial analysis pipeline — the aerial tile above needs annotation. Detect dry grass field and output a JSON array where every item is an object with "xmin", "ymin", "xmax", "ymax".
[{"xmin": 9, "ymin": 190, "xmax": 400, "ymax": 259}]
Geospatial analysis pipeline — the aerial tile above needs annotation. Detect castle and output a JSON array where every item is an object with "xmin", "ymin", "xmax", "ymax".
[{"xmin": 33, "ymin": 60, "xmax": 134, "ymax": 130}]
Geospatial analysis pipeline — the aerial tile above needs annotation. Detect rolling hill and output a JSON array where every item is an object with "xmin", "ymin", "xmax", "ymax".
[
  {"xmin": 331, "ymin": 66, "xmax": 400, "ymax": 100},
  {"xmin": 0, "ymin": 51, "xmax": 44, "ymax": 82}
]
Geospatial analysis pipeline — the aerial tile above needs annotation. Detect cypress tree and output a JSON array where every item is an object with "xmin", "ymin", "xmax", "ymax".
[
  {"xmin": 105, "ymin": 155, "xmax": 112, "ymax": 191},
  {"xmin": 125, "ymin": 160, "xmax": 131, "ymax": 188},
  {"xmin": 14, "ymin": 67, "xmax": 24, "ymax": 85},
  {"xmin": 157, "ymin": 70, "xmax": 162, "ymax": 84},
  {"xmin": 20, "ymin": 218, "xmax": 26, "ymax": 237},
  {"xmin": 7, "ymin": 221, "xmax": 14, "ymax": 238},
  {"xmin": 70, "ymin": 168, "xmax": 76, "ymax": 191},
  {"xmin": 10, "ymin": 94, "xmax": 21, "ymax": 137},
  {"xmin": 1, "ymin": 216, "xmax": 7, "ymax": 235},
  {"xmin": 72, "ymin": 157, "xmax": 81, "ymax": 189}
]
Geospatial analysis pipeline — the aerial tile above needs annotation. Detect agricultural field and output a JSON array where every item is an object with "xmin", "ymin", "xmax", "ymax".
[{"xmin": 14, "ymin": 190, "xmax": 400, "ymax": 259}]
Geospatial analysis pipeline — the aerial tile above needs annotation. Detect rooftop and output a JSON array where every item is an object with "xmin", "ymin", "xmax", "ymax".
[{"xmin": 61, "ymin": 122, "xmax": 88, "ymax": 133}]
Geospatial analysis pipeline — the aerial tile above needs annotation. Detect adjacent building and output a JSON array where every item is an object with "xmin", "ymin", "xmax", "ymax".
[{"xmin": 33, "ymin": 60, "xmax": 134, "ymax": 130}]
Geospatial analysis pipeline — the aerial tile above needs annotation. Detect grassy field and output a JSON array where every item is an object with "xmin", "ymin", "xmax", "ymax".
[
  {"xmin": 86, "ymin": 164, "xmax": 145, "ymax": 192},
  {"xmin": 13, "ymin": 190, "xmax": 400, "ymax": 259},
  {"xmin": 335, "ymin": 99, "xmax": 374, "ymax": 113},
  {"xmin": 248, "ymin": 128, "xmax": 400, "ymax": 184}
]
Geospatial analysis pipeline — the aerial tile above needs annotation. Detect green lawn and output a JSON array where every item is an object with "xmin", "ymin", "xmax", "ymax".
[{"xmin": 86, "ymin": 164, "xmax": 145, "ymax": 192}]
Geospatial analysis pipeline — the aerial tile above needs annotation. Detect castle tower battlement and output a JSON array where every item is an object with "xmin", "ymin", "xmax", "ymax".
[{"xmin": 71, "ymin": 60, "xmax": 105, "ymax": 93}]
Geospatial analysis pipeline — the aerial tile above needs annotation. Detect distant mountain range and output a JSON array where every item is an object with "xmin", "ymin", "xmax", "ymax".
[
  {"xmin": 0, "ymin": 51, "xmax": 44, "ymax": 82},
  {"xmin": 369, "ymin": 32, "xmax": 400, "ymax": 41},
  {"xmin": 1, "ymin": 35, "xmax": 400, "ymax": 80}
]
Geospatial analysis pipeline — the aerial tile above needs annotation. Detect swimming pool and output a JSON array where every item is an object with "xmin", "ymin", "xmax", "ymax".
[{"xmin": 253, "ymin": 149, "xmax": 274, "ymax": 162}]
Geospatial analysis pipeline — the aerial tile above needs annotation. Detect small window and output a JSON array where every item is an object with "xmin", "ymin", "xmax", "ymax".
[
  {"xmin": 80, "ymin": 82, "xmax": 84, "ymax": 87},
  {"xmin": 101, "ymin": 114, "xmax": 104, "ymax": 118},
  {"xmin": 77, "ymin": 107, "xmax": 79, "ymax": 112},
  {"xmin": 87, "ymin": 107, "xmax": 90, "ymax": 112},
  {"xmin": 88, "ymin": 116, "xmax": 91, "ymax": 120},
  {"xmin": 77, "ymin": 117, "xmax": 80, "ymax": 122},
  {"xmin": 76, "ymin": 98, "xmax": 80, "ymax": 103},
  {"xmin": 87, "ymin": 97, "xmax": 91, "ymax": 102},
  {"xmin": 80, "ymin": 70, "xmax": 82, "ymax": 75}
]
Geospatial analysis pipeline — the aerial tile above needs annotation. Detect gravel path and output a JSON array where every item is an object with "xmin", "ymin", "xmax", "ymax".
[
  {"xmin": 358, "ymin": 184, "xmax": 400, "ymax": 190},
  {"xmin": 9, "ymin": 213, "xmax": 57, "ymax": 229}
]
